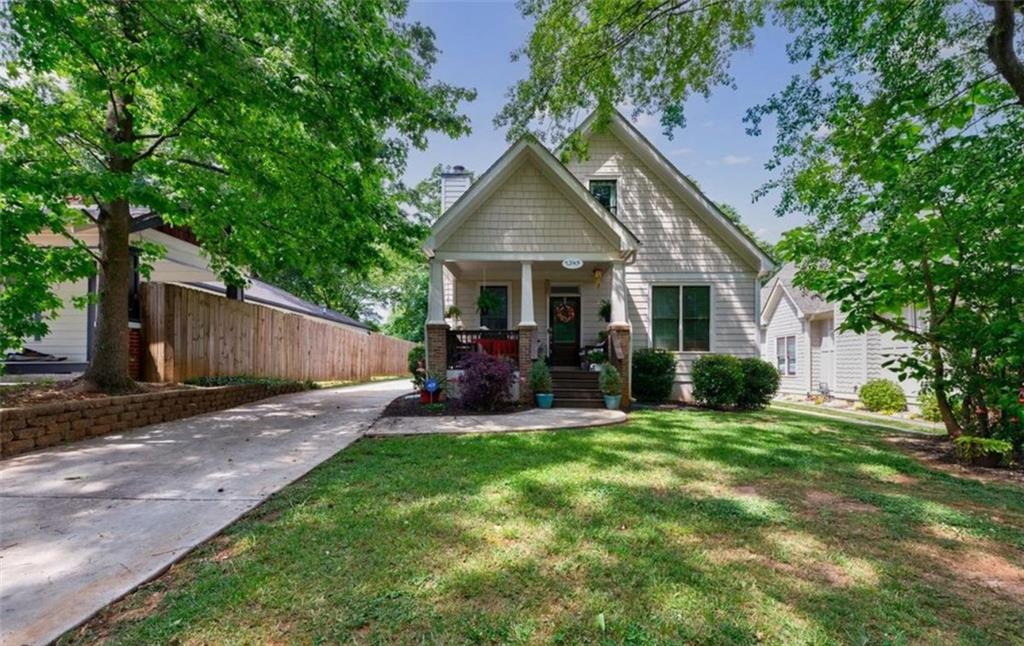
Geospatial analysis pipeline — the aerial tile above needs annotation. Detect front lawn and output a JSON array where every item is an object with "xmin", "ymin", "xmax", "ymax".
[{"xmin": 64, "ymin": 410, "xmax": 1024, "ymax": 645}]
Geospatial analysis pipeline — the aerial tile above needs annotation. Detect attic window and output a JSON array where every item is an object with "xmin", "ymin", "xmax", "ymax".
[{"xmin": 589, "ymin": 179, "xmax": 617, "ymax": 215}]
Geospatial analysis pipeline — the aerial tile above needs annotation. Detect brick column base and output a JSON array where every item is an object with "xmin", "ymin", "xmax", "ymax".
[
  {"xmin": 517, "ymin": 325, "xmax": 536, "ymax": 403},
  {"xmin": 425, "ymin": 323, "xmax": 450, "ymax": 374},
  {"xmin": 608, "ymin": 324, "xmax": 631, "ymax": 410}
]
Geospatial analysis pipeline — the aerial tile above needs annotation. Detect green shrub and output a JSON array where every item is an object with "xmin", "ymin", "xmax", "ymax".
[
  {"xmin": 407, "ymin": 344, "xmax": 425, "ymax": 375},
  {"xmin": 632, "ymin": 348, "xmax": 676, "ymax": 403},
  {"xmin": 692, "ymin": 354, "xmax": 744, "ymax": 409},
  {"xmin": 529, "ymin": 360, "xmax": 552, "ymax": 394},
  {"xmin": 599, "ymin": 363, "xmax": 622, "ymax": 396},
  {"xmin": 184, "ymin": 375, "xmax": 310, "ymax": 388},
  {"xmin": 586, "ymin": 349, "xmax": 608, "ymax": 365},
  {"xmin": 952, "ymin": 435, "xmax": 1013, "ymax": 467},
  {"xmin": 736, "ymin": 358, "xmax": 780, "ymax": 410},
  {"xmin": 859, "ymin": 379, "xmax": 907, "ymax": 413}
]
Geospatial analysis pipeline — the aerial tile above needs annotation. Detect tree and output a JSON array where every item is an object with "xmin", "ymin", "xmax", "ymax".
[
  {"xmin": 1, "ymin": 0, "xmax": 473, "ymax": 391},
  {"xmin": 499, "ymin": 0, "xmax": 1024, "ymax": 441},
  {"xmin": 717, "ymin": 203, "xmax": 774, "ymax": 259}
]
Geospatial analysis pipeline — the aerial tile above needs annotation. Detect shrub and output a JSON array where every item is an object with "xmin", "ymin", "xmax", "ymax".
[
  {"xmin": 691, "ymin": 354, "xmax": 744, "ymax": 409},
  {"xmin": 529, "ymin": 360, "xmax": 552, "ymax": 394},
  {"xmin": 736, "ymin": 358, "xmax": 780, "ymax": 410},
  {"xmin": 599, "ymin": 363, "xmax": 622, "ymax": 396},
  {"xmin": 918, "ymin": 391, "xmax": 943, "ymax": 422},
  {"xmin": 632, "ymin": 348, "xmax": 676, "ymax": 403},
  {"xmin": 407, "ymin": 344, "xmax": 425, "ymax": 375},
  {"xmin": 457, "ymin": 353, "xmax": 514, "ymax": 411},
  {"xmin": 184, "ymin": 375, "xmax": 311, "ymax": 388},
  {"xmin": 859, "ymin": 379, "xmax": 907, "ymax": 414},
  {"xmin": 952, "ymin": 435, "xmax": 1013, "ymax": 467},
  {"xmin": 586, "ymin": 349, "xmax": 608, "ymax": 365}
]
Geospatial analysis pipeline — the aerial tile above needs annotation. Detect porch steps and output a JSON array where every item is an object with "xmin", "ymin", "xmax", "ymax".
[{"xmin": 550, "ymin": 370, "xmax": 604, "ymax": 409}]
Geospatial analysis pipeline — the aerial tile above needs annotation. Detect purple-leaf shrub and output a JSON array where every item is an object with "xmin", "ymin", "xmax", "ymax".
[{"xmin": 458, "ymin": 353, "xmax": 514, "ymax": 411}]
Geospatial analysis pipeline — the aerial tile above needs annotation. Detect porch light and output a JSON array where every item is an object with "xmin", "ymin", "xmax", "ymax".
[{"xmin": 592, "ymin": 268, "xmax": 604, "ymax": 288}]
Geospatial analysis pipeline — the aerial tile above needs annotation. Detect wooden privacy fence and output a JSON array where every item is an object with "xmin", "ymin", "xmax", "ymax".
[{"xmin": 141, "ymin": 282, "xmax": 414, "ymax": 383}]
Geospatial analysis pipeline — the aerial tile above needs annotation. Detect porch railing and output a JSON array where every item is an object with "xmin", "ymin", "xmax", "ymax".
[{"xmin": 447, "ymin": 329, "xmax": 519, "ymax": 369}]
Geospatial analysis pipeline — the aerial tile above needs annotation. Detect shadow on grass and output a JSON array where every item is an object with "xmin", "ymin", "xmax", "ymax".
[{"xmin": 63, "ymin": 409, "xmax": 1024, "ymax": 645}]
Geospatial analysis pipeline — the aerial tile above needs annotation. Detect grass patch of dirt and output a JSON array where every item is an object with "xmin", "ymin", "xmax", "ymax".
[{"xmin": 0, "ymin": 380, "xmax": 186, "ymax": 409}]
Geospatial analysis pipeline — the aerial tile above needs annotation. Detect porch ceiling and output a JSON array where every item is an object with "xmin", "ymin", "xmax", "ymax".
[{"xmin": 445, "ymin": 259, "xmax": 610, "ymax": 280}]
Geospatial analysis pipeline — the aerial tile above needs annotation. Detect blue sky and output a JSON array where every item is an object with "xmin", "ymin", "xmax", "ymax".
[{"xmin": 403, "ymin": 1, "xmax": 809, "ymax": 243}]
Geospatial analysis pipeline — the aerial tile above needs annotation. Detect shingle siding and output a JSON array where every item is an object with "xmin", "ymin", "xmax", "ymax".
[{"xmin": 437, "ymin": 160, "xmax": 614, "ymax": 254}]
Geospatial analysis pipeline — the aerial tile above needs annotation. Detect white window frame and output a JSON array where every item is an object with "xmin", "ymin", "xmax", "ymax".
[
  {"xmin": 648, "ymin": 284, "xmax": 715, "ymax": 353},
  {"xmin": 776, "ymin": 335, "xmax": 797, "ymax": 376}
]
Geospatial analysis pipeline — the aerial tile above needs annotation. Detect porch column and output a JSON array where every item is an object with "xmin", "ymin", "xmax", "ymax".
[
  {"xmin": 518, "ymin": 261, "xmax": 537, "ymax": 403},
  {"xmin": 608, "ymin": 260, "xmax": 631, "ymax": 409},
  {"xmin": 425, "ymin": 259, "xmax": 448, "ymax": 373}
]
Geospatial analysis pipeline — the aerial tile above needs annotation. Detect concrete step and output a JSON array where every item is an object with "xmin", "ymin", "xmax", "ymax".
[
  {"xmin": 553, "ymin": 397, "xmax": 606, "ymax": 409},
  {"xmin": 552, "ymin": 388, "xmax": 603, "ymax": 400}
]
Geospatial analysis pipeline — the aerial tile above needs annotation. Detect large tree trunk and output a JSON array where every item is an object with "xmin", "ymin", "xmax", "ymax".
[
  {"xmin": 986, "ymin": 0, "xmax": 1024, "ymax": 106},
  {"xmin": 82, "ymin": 91, "xmax": 138, "ymax": 392},
  {"xmin": 82, "ymin": 200, "xmax": 137, "ymax": 392}
]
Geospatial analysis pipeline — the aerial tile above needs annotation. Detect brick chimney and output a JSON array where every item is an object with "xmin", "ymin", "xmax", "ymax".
[{"xmin": 440, "ymin": 165, "xmax": 472, "ymax": 215}]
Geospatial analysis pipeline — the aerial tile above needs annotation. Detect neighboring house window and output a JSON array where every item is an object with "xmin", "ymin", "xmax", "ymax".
[
  {"xmin": 652, "ymin": 285, "xmax": 711, "ymax": 352},
  {"xmin": 589, "ymin": 179, "xmax": 617, "ymax": 214},
  {"xmin": 479, "ymin": 285, "xmax": 508, "ymax": 329},
  {"xmin": 776, "ymin": 336, "xmax": 797, "ymax": 375}
]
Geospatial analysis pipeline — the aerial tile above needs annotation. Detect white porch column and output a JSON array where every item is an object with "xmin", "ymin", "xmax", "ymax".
[
  {"xmin": 519, "ymin": 261, "xmax": 536, "ymax": 326},
  {"xmin": 427, "ymin": 259, "xmax": 445, "ymax": 325},
  {"xmin": 610, "ymin": 261, "xmax": 627, "ymax": 325}
]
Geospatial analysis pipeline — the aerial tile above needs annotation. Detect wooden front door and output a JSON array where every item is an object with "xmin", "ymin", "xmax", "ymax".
[{"xmin": 549, "ymin": 296, "xmax": 581, "ymax": 366}]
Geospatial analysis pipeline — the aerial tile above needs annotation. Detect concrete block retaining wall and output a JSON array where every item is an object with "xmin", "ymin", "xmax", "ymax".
[{"xmin": 0, "ymin": 383, "xmax": 307, "ymax": 459}]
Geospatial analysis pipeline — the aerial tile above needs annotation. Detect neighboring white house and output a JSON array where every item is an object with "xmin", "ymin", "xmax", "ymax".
[
  {"xmin": 10, "ymin": 211, "xmax": 370, "ymax": 375},
  {"xmin": 759, "ymin": 263, "xmax": 922, "ymax": 403},
  {"xmin": 422, "ymin": 110, "xmax": 776, "ymax": 404}
]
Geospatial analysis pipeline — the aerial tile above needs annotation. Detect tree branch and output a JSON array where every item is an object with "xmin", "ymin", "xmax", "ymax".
[
  {"xmin": 159, "ymin": 155, "xmax": 229, "ymax": 175},
  {"xmin": 985, "ymin": 0, "xmax": 1024, "ymax": 105},
  {"xmin": 133, "ymin": 102, "xmax": 205, "ymax": 163}
]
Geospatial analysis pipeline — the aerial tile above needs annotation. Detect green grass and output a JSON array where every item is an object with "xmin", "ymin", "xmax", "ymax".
[
  {"xmin": 63, "ymin": 409, "xmax": 1024, "ymax": 645},
  {"xmin": 770, "ymin": 401, "xmax": 945, "ymax": 435}
]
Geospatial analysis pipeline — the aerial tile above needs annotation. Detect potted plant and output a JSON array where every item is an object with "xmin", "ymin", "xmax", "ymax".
[
  {"xmin": 599, "ymin": 363, "xmax": 622, "ymax": 409},
  {"xmin": 476, "ymin": 290, "xmax": 501, "ymax": 318},
  {"xmin": 530, "ymin": 361, "xmax": 554, "ymax": 408},
  {"xmin": 598, "ymin": 299, "xmax": 611, "ymax": 323},
  {"xmin": 419, "ymin": 370, "xmax": 447, "ymax": 404},
  {"xmin": 587, "ymin": 349, "xmax": 608, "ymax": 371},
  {"xmin": 445, "ymin": 305, "xmax": 462, "ymax": 320}
]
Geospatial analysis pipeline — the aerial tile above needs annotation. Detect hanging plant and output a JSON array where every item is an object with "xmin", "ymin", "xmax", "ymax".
[
  {"xmin": 476, "ymin": 289, "xmax": 502, "ymax": 315},
  {"xmin": 598, "ymin": 299, "xmax": 611, "ymax": 322}
]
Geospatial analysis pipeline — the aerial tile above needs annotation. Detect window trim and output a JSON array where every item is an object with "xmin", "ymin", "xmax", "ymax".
[
  {"xmin": 776, "ymin": 335, "xmax": 797, "ymax": 376},
  {"xmin": 647, "ymin": 283, "xmax": 715, "ymax": 353},
  {"xmin": 589, "ymin": 178, "xmax": 618, "ymax": 215}
]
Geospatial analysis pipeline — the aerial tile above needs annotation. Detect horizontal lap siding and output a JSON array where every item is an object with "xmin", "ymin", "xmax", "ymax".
[
  {"xmin": 565, "ymin": 132, "xmax": 761, "ymax": 398},
  {"xmin": 761, "ymin": 293, "xmax": 809, "ymax": 394},
  {"xmin": 437, "ymin": 160, "xmax": 613, "ymax": 255},
  {"xmin": 25, "ymin": 279, "xmax": 90, "ymax": 362}
]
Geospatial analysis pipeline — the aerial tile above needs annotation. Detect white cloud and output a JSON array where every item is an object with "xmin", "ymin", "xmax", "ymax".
[
  {"xmin": 722, "ymin": 154, "xmax": 752, "ymax": 166},
  {"xmin": 701, "ymin": 120, "xmax": 715, "ymax": 128},
  {"xmin": 670, "ymin": 147, "xmax": 693, "ymax": 156}
]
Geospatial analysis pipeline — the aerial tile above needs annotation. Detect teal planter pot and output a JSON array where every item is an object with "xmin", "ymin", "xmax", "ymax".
[
  {"xmin": 535, "ymin": 393, "xmax": 554, "ymax": 409},
  {"xmin": 603, "ymin": 394, "xmax": 622, "ymax": 410}
]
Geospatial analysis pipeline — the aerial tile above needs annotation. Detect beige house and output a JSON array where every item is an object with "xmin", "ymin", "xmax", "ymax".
[
  {"xmin": 759, "ymin": 263, "xmax": 922, "ymax": 404},
  {"xmin": 423, "ymin": 110, "xmax": 776, "ymax": 406}
]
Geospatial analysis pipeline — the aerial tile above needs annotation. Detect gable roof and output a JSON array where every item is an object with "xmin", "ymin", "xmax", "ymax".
[
  {"xmin": 760, "ymin": 263, "xmax": 833, "ymax": 324},
  {"xmin": 423, "ymin": 136, "xmax": 639, "ymax": 257},
  {"xmin": 567, "ymin": 109, "xmax": 776, "ymax": 274}
]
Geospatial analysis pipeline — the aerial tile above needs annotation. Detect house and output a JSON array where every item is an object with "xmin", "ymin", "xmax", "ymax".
[
  {"xmin": 9, "ymin": 210, "xmax": 370, "ymax": 376},
  {"xmin": 759, "ymin": 263, "xmax": 922, "ymax": 403},
  {"xmin": 422, "ymin": 110, "xmax": 776, "ymax": 406}
]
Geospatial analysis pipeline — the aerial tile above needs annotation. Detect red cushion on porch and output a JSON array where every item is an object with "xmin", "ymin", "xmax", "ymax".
[{"xmin": 478, "ymin": 339, "xmax": 517, "ymax": 357}]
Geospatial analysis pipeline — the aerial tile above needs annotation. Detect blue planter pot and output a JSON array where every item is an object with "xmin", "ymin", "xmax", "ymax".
[
  {"xmin": 535, "ymin": 393, "xmax": 554, "ymax": 409},
  {"xmin": 603, "ymin": 394, "xmax": 622, "ymax": 410}
]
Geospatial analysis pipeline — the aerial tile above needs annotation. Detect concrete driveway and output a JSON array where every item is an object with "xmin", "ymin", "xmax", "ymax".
[{"xmin": 0, "ymin": 379, "xmax": 408, "ymax": 646}]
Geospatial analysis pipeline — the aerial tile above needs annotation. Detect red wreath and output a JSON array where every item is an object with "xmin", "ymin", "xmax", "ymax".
[{"xmin": 555, "ymin": 303, "xmax": 576, "ymax": 323}]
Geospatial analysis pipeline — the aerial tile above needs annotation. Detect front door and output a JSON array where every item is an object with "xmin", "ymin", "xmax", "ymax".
[{"xmin": 549, "ymin": 296, "xmax": 581, "ymax": 366}]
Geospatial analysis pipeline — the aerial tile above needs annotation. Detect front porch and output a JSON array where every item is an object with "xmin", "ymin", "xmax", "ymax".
[{"xmin": 425, "ymin": 257, "xmax": 632, "ymax": 407}]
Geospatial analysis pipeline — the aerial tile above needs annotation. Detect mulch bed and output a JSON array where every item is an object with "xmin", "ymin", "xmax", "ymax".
[
  {"xmin": 0, "ymin": 380, "xmax": 186, "ymax": 409},
  {"xmin": 884, "ymin": 434, "xmax": 1024, "ymax": 487},
  {"xmin": 379, "ymin": 393, "xmax": 533, "ymax": 418}
]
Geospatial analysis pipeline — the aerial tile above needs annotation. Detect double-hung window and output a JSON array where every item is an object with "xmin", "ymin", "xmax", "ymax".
[
  {"xmin": 478, "ymin": 285, "xmax": 508, "ymax": 330},
  {"xmin": 776, "ymin": 336, "xmax": 797, "ymax": 375},
  {"xmin": 651, "ymin": 286, "xmax": 711, "ymax": 352},
  {"xmin": 589, "ymin": 180, "xmax": 617, "ymax": 214}
]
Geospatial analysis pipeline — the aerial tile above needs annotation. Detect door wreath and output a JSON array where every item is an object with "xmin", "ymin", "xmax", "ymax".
[{"xmin": 555, "ymin": 302, "xmax": 576, "ymax": 323}]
